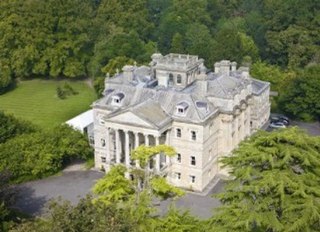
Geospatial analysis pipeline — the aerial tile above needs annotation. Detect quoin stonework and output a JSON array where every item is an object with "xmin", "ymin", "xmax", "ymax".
[{"xmin": 92, "ymin": 53, "xmax": 270, "ymax": 192}]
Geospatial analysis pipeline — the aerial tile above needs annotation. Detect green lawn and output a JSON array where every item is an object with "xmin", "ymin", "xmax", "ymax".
[{"xmin": 0, "ymin": 79, "xmax": 97, "ymax": 129}]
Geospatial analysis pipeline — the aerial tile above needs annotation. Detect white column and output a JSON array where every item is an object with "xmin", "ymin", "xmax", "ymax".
[
  {"xmin": 106, "ymin": 128, "xmax": 110, "ymax": 164},
  {"xmin": 134, "ymin": 132, "xmax": 139, "ymax": 148},
  {"xmin": 115, "ymin": 129, "xmax": 121, "ymax": 163},
  {"xmin": 246, "ymin": 106, "xmax": 251, "ymax": 136},
  {"xmin": 234, "ymin": 116, "xmax": 239, "ymax": 147},
  {"xmin": 144, "ymin": 134, "xmax": 150, "ymax": 170},
  {"xmin": 155, "ymin": 136, "xmax": 160, "ymax": 172},
  {"xmin": 227, "ymin": 118, "xmax": 233, "ymax": 153},
  {"xmin": 242, "ymin": 110, "xmax": 245, "ymax": 139},
  {"xmin": 134, "ymin": 132, "xmax": 140, "ymax": 168},
  {"xmin": 165, "ymin": 130, "xmax": 170, "ymax": 145},
  {"xmin": 125, "ymin": 131, "xmax": 130, "ymax": 167},
  {"xmin": 165, "ymin": 130, "xmax": 170, "ymax": 164},
  {"xmin": 144, "ymin": 134, "xmax": 149, "ymax": 146}
]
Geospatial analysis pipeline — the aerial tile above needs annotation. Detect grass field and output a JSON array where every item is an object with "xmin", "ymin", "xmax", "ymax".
[{"xmin": 0, "ymin": 79, "xmax": 97, "ymax": 129}]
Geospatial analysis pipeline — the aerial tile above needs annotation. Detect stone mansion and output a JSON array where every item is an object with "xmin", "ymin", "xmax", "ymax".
[{"xmin": 92, "ymin": 53, "xmax": 270, "ymax": 192}]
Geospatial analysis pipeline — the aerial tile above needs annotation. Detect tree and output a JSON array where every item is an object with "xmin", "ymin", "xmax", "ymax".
[
  {"xmin": 185, "ymin": 23, "xmax": 215, "ymax": 66},
  {"xmin": 155, "ymin": 206, "xmax": 208, "ymax": 232},
  {"xmin": 92, "ymin": 145, "xmax": 184, "ymax": 231},
  {"xmin": 93, "ymin": 144, "xmax": 184, "ymax": 205},
  {"xmin": 0, "ymin": 125, "xmax": 92, "ymax": 183},
  {"xmin": 0, "ymin": 170, "xmax": 17, "ymax": 232},
  {"xmin": 0, "ymin": 111, "xmax": 36, "ymax": 144},
  {"xmin": 92, "ymin": 165, "xmax": 134, "ymax": 205},
  {"xmin": 250, "ymin": 61, "xmax": 296, "ymax": 92},
  {"xmin": 170, "ymin": 33, "xmax": 185, "ymax": 53},
  {"xmin": 210, "ymin": 127, "xmax": 320, "ymax": 231},
  {"xmin": 11, "ymin": 196, "xmax": 134, "ymax": 232},
  {"xmin": 263, "ymin": 0, "xmax": 320, "ymax": 67},
  {"xmin": 0, "ymin": 59, "xmax": 13, "ymax": 93},
  {"xmin": 279, "ymin": 65, "xmax": 320, "ymax": 121}
]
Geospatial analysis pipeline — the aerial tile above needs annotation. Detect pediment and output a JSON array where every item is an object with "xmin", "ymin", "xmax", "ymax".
[{"xmin": 106, "ymin": 111, "xmax": 156, "ymax": 129}]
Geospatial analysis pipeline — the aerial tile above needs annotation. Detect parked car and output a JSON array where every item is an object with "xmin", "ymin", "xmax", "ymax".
[
  {"xmin": 270, "ymin": 115, "xmax": 290, "ymax": 126},
  {"xmin": 269, "ymin": 121, "xmax": 286, "ymax": 129}
]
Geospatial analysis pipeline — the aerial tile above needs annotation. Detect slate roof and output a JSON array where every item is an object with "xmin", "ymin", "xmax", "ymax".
[
  {"xmin": 93, "ymin": 62, "xmax": 269, "ymax": 126},
  {"xmin": 251, "ymin": 78, "xmax": 269, "ymax": 95}
]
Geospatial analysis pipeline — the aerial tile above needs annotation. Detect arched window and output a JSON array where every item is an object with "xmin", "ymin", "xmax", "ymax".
[{"xmin": 177, "ymin": 74, "xmax": 182, "ymax": 84}]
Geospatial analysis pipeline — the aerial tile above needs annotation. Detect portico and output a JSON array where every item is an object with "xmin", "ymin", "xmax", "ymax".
[{"xmin": 99, "ymin": 122, "xmax": 170, "ymax": 173}]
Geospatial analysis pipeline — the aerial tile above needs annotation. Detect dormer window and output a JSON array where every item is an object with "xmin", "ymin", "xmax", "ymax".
[
  {"xmin": 176, "ymin": 102, "xmax": 189, "ymax": 116},
  {"xmin": 112, "ymin": 93, "xmax": 125, "ymax": 105},
  {"xmin": 195, "ymin": 101, "xmax": 208, "ymax": 112}
]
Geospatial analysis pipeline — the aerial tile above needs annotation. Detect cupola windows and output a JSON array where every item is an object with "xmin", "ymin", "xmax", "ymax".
[{"xmin": 177, "ymin": 74, "xmax": 182, "ymax": 84}]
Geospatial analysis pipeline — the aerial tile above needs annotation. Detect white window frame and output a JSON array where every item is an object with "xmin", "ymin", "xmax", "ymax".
[
  {"xmin": 176, "ymin": 128, "xmax": 181, "ymax": 138},
  {"xmin": 191, "ymin": 131, "xmax": 197, "ymax": 141},
  {"xmin": 175, "ymin": 172, "xmax": 181, "ymax": 180},
  {"xmin": 190, "ymin": 156, "xmax": 196, "ymax": 166},
  {"xmin": 177, "ymin": 153, "xmax": 181, "ymax": 163},
  {"xmin": 176, "ymin": 74, "xmax": 182, "ymax": 84},
  {"xmin": 101, "ymin": 138, "xmax": 106, "ymax": 147},
  {"xmin": 190, "ymin": 175, "xmax": 196, "ymax": 183}
]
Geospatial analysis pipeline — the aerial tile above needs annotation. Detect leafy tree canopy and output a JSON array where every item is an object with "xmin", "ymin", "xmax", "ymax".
[
  {"xmin": 0, "ymin": 111, "xmax": 37, "ymax": 144},
  {"xmin": 279, "ymin": 65, "xmax": 320, "ymax": 121},
  {"xmin": 0, "ymin": 125, "xmax": 92, "ymax": 183},
  {"xmin": 210, "ymin": 127, "xmax": 320, "ymax": 232}
]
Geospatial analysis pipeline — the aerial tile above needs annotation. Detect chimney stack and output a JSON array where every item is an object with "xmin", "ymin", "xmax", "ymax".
[
  {"xmin": 239, "ymin": 67, "xmax": 250, "ymax": 79},
  {"xmin": 122, "ymin": 65, "xmax": 135, "ymax": 82},
  {"xmin": 231, "ymin": 61, "xmax": 237, "ymax": 72},
  {"xmin": 214, "ymin": 62, "xmax": 220, "ymax": 74}
]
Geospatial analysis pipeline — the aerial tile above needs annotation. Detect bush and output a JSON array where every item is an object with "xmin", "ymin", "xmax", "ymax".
[
  {"xmin": 63, "ymin": 82, "xmax": 78, "ymax": 96},
  {"xmin": 0, "ymin": 125, "xmax": 93, "ymax": 183},
  {"xmin": 0, "ymin": 111, "xmax": 37, "ymax": 144},
  {"xmin": 56, "ymin": 86, "xmax": 66, "ymax": 99}
]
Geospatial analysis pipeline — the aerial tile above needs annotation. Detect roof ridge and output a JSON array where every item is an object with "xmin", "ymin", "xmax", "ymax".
[
  {"xmin": 190, "ymin": 94, "xmax": 202, "ymax": 120},
  {"xmin": 216, "ymin": 75, "xmax": 229, "ymax": 96}
]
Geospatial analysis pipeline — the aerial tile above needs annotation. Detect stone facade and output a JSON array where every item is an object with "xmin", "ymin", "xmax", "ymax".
[{"xmin": 92, "ymin": 53, "xmax": 270, "ymax": 192}]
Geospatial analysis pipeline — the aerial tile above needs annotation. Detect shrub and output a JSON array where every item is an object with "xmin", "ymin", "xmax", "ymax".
[{"xmin": 56, "ymin": 86, "xmax": 66, "ymax": 99}]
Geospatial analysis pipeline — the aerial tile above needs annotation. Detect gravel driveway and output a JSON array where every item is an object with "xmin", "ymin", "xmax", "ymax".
[
  {"xmin": 14, "ymin": 170, "xmax": 104, "ymax": 216},
  {"xmin": 14, "ymin": 168, "xmax": 223, "ymax": 219}
]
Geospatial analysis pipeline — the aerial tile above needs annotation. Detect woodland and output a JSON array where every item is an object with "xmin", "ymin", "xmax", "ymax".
[
  {"xmin": 0, "ymin": 0, "xmax": 319, "ymax": 119},
  {"xmin": 1, "ymin": 1, "xmax": 320, "ymax": 231}
]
